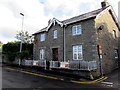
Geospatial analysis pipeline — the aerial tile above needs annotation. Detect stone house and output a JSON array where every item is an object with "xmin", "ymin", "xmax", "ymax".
[{"xmin": 33, "ymin": 1, "xmax": 120, "ymax": 78}]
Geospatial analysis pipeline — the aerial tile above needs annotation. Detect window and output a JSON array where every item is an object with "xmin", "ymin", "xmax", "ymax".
[
  {"xmin": 113, "ymin": 30, "xmax": 116, "ymax": 39},
  {"xmin": 73, "ymin": 45, "xmax": 83, "ymax": 60},
  {"xmin": 114, "ymin": 49, "xmax": 119, "ymax": 59},
  {"xmin": 40, "ymin": 49, "xmax": 45, "ymax": 59},
  {"xmin": 40, "ymin": 34, "xmax": 45, "ymax": 41},
  {"xmin": 54, "ymin": 30, "xmax": 57, "ymax": 39},
  {"xmin": 72, "ymin": 25, "xmax": 82, "ymax": 35}
]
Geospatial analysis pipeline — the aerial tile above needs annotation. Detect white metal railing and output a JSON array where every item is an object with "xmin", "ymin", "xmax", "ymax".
[
  {"xmin": 13, "ymin": 58, "xmax": 19, "ymax": 65},
  {"xmin": 60, "ymin": 62, "xmax": 69, "ymax": 69},
  {"xmin": 88, "ymin": 61, "xmax": 97, "ymax": 70},
  {"xmin": 69, "ymin": 61, "xmax": 97, "ymax": 71},
  {"xmin": 38, "ymin": 60, "xmax": 47, "ymax": 69},
  {"xmin": 49, "ymin": 60, "xmax": 97, "ymax": 71},
  {"xmin": 33, "ymin": 60, "xmax": 39, "ymax": 66},
  {"xmin": 49, "ymin": 61, "xmax": 60, "ymax": 69},
  {"xmin": 19, "ymin": 59, "xmax": 97, "ymax": 71},
  {"xmin": 21, "ymin": 60, "xmax": 33, "ymax": 66}
]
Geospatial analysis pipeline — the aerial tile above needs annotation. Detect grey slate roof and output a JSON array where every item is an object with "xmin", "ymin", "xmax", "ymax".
[
  {"xmin": 62, "ymin": 8, "xmax": 104, "ymax": 25},
  {"xmin": 33, "ymin": 7, "xmax": 106, "ymax": 35},
  {"xmin": 33, "ymin": 27, "xmax": 47, "ymax": 35}
]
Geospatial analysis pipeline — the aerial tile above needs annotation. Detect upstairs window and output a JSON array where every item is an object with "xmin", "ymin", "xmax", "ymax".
[
  {"xmin": 40, "ymin": 34, "xmax": 45, "ymax": 41},
  {"xmin": 54, "ymin": 30, "xmax": 57, "ymax": 39},
  {"xmin": 113, "ymin": 30, "xmax": 116, "ymax": 39},
  {"xmin": 72, "ymin": 25, "xmax": 82, "ymax": 35},
  {"xmin": 73, "ymin": 45, "xmax": 83, "ymax": 60}
]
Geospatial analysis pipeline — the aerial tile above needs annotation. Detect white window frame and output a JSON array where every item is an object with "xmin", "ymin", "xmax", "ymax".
[
  {"xmin": 113, "ymin": 30, "xmax": 116, "ymax": 39},
  {"xmin": 54, "ymin": 30, "xmax": 57, "ymax": 39},
  {"xmin": 40, "ymin": 49, "xmax": 45, "ymax": 60},
  {"xmin": 73, "ymin": 45, "xmax": 83, "ymax": 60},
  {"xmin": 40, "ymin": 34, "xmax": 45, "ymax": 41},
  {"xmin": 72, "ymin": 25, "xmax": 82, "ymax": 35}
]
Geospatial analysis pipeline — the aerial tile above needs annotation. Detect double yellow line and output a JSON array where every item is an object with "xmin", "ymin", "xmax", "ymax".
[
  {"xmin": 4, "ymin": 67, "xmax": 108, "ymax": 84},
  {"xmin": 70, "ymin": 76, "xmax": 108, "ymax": 84},
  {"xmin": 4, "ymin": 67, "xmax": 64, "ymax": 80}
]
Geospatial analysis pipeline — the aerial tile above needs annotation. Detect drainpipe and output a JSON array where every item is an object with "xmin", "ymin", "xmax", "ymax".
[{"xmin": 63, "ymin": 25, "xmax": 66, "ymax": 62}]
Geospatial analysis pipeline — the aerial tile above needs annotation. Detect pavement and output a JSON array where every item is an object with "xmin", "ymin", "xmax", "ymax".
[
  {"xmin": 1, "ymin": 64, "xmax": 120, "ymax": 89},
  {"xmin": 100, "ymin": 68, "xmax": 120, "ymax": 88}
]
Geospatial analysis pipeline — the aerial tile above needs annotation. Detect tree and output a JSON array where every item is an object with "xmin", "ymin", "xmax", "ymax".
[
  {"xmin": 2, "ymin": 42, "xmax": 33, "ymax": 62},
  {"xmin": 15, "ymin": 30, "xmax": 34, "ymax": 43},
  {"xmin": 0, "ymin": 42, "xmax": 3, "ymax": 53},
  {"xmin": 2, "ymin": 42, "xmax": 20, "ymax": 62}
]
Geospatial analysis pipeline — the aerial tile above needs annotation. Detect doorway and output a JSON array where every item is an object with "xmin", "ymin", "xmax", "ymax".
[{"xmin": 52, "ymin": 48, "xmax": 58, "ymax": 61}]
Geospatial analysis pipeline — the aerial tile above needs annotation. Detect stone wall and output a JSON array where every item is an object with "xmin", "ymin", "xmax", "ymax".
[{"xmin": 95, "ymin": 9, "xmax": 120, "ymax": 74}]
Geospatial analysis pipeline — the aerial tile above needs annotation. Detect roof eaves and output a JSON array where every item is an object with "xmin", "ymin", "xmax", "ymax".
[
  {"xmin": 32, "ymin": 27, "xmax": 47, "ymax": 35},
  {"xmin": 96, "ymin": 6, "xmax": 111, "ymax": 19}
]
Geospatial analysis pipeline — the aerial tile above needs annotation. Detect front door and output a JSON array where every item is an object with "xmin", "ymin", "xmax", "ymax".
[{"xmin": 52, "ymin": 48, "xmax": 58, "ymax": 61}]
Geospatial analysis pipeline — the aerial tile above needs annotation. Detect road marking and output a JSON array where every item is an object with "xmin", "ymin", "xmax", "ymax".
[
  {"xmin": 70, "ymin": 77, "xmax": 108, "ymax": 84},
  {"xmin": 5, "ymin": 67, "xmax": 17, "ymax": 71},
  {"xmin": 101, "ymin": 82, "xmax": 113, "ymax": 85},
  {"xmin": 4, "ymin": 67, "xmax": 108, "ymax": 84}
]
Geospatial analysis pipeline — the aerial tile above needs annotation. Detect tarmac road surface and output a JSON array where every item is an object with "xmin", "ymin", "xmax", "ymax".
[{"xmin": 2, "ymin": 66, "xmax": 119, "ymax": 90}]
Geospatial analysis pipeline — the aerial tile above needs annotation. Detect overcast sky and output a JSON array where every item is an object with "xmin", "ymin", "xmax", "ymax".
[{"xmin": 0, "ymin": 0, "xmax": 119, "ymax": 44}]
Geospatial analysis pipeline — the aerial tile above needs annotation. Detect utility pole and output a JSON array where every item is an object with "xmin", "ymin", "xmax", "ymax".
[{"xmin": 19, "ymin": 13, "xmax": 24, "ymax": 66}]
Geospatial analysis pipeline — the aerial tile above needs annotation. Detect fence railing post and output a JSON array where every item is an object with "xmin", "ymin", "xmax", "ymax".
[{"xmin": 45, "ymin": 60, "xmax": 46, "ymax": 70}]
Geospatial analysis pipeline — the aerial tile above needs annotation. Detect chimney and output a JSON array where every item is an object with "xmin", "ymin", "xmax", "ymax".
[
  {"xmin": 101, "ymin": 0, "xmax": 110, "ymax": 8},
  {"xmin": 48, "ymin": 19, "xmax": 51, "ymax": 25}
]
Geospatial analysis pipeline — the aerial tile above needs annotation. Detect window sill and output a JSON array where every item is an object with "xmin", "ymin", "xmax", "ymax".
[
  {"xmin": 40, "ymin": 41, "xmax": 45, "ymax": 42},
  {"xmin": 73, "ymin": 59, "xmax": 83, "ymax": 60},
  {"xmin": 72, "ymin": 34, "xmax": 81, "ymax": 36}
]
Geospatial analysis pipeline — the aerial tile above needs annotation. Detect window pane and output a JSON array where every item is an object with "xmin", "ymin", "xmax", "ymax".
[
  {"xmin": 77, "ymin": 25, "xmax": 81, "ymax": 34},
  {"xmin": 114, "ymin": 49, "xmax": 118, "ymax": 59},
  {"xmin": 78, "ymin": 45, "xmax": 82, "ymax": 51},
  {"xmin": 72, "ymin": 25, "xmax": 82, "ymax": 35},
  {"xmin": 72, "ymin": 26, "xmax": 76, "ymax": 35},
  {"xmin": 74, "ymin": 53, "xmax": 77, "ymax": 59},
  {"xmin": 40, "ymin": 34, "xmax": 45, "ymax": 41},
  {"xmin": 78, "ymin": 52, "xmax": 83, "ymax": 59},
  {"xmin": 73, "ymin": 45, "xmax": 83, "ymax": 60},
  {"xmin": 54, "ymin": 30, "xmax": 57, "ymax": 39},
  {"xmin": 77, "ymin": 29, "xmax": 80, "ymax": 34},
  {"xmin": 73, "ymin": 46, "xmax": 77, "ymax": 51},
  {"xmin": 78, "ymin": 45, "xmax": 83, "ymax": 59},
  {"xmin": 40, "ymin": 49, "xmax": 45, "ymax": 59}
]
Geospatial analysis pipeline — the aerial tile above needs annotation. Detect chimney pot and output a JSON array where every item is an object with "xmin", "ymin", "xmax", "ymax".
[
  {"xmin": 48, "ymin": 19, "xmax": 51, "ymax": 25},
  {"xmin": 101, "ymin": 0, "xmax": 110, "ymax": 8}
]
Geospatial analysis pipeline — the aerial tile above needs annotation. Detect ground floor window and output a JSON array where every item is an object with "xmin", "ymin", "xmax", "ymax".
[
  {"xmin": 40, "ymin": 49, "xmax": 45, "ymax": 59},
  {"xmin": 73, "ymin": 45, "xmax": 83, "ymax": 60},
  {"xmin": 114, "ymin": 49, "xmax": 119, "ymax": 59}
]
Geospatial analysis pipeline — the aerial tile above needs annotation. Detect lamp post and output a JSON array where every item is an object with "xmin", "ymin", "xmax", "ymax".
[{"xmin": 19, "ymin": 13, "xmax": 24, "ymax": 66}]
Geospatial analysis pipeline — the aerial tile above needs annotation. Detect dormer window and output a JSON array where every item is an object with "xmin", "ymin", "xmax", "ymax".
[
  {"xmin": 72, "ymin": 25, "xmax": 82, "ymax": 35},
  {"xmin": 54, "ymin": 30, "xmax": 58, "ymax": 39},
  {"xmin": 40, "ymin": 34, "xmax": 46, "ymax": 41}
]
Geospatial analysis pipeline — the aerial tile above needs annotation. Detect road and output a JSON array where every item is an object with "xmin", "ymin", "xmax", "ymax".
[{"xmin": 2, "ymin": 66, "xmax": 119, "ymax": 89}]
